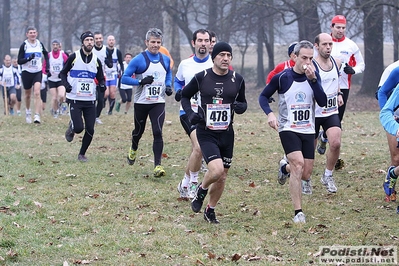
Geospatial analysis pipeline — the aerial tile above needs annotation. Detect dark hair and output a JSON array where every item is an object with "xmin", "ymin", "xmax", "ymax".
[
  {"xmin": 209, "ymin": 31, "xmax": 217, "ymax": 39},
  {"xmin": 124, "ymin": 53, "xmax": 133, "ymax": 57},
  {"xmin": 192, "ymin": 29, "xmax": 210, "ymax": 43}
]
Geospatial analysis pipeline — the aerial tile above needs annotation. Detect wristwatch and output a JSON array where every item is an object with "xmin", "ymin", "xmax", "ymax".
[
  {"xmin": 338, "ymin": 91, "xmax": 344, "ymax": 96},
  {"xmin": 311, "ymin": 78, "xmax": 317, "ymax": 83}
]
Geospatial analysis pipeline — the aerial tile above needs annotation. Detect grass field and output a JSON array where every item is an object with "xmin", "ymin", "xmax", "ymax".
[{"xmin": 0, "ymin": 93, "xmax": 397, "ymax": 265}]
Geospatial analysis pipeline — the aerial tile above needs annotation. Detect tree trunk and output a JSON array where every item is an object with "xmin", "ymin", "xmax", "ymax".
[
  {"xmin": 256, "ymin": 25, "xmax": 265, "ymax": 87},
  {"xmin": 2, "ymin": 0, "xmax": 11, "ymax": 56},
  {"xmin": 296, "ymin": 2, "xmax": 321, "ymax": 41},
  {"xmin": 359, "ymin": 2, "xmax": 383, "ymax": 95}
]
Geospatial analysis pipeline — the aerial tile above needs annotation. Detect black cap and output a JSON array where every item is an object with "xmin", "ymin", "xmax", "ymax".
[
  {"xmin": 211, "ymin": 41, "xmax": 232, "ymax": 60},
  {"xmin": 80, "ymin": 31, "xmax": 94, "ymax": 43}
]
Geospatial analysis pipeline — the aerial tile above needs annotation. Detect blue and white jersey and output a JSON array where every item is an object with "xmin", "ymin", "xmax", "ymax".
[
  {"xmin": 0, "ymin": 65, "xmax": 19, "ymax": 87},
  {"xmin": 174, "ymin": 55, "xmax": 213, "ymax": 115},
  {"xmin": 66, "ymin": 51, "xmax": 99, "ymax": 101},
  {"xmin": 104, "ymin": 48, "xmax": 119, "ymax": 81},
  {"xmin": 21, "ymin": 39, "xmax": 43, "ymax": 73},
  {"xmin": 48, "ymin": 51, "xmax": 65, "ymax": 82}
]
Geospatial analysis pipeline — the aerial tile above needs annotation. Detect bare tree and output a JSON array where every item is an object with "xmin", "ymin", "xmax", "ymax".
[
  {"xmin": 1, "ymin": 0, "xmax": 11, "ymax": 56},
  {"xmin": 355, "ymin": 0, "xmax": 384, "ymax": 95}
]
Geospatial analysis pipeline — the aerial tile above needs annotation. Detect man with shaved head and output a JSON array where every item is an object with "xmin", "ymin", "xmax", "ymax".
[
  {"xmin": 313, "ymin": 33, "xmax": 343, "ymax": 193},
  {"xmin": 104, "ymin": 35, "xmax": 124, "ymax": 115}
]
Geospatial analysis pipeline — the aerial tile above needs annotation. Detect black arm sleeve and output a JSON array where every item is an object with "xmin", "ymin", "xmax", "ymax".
[
  {"xmin": 96, "ymin": 58, "xmax": 105, "ymax": 86},
  {"xmin": 117, "ymin": 49, "xmax": 124, "ymax": 72},
  {"xmin": 17, "ymin": 43, "xmax": 29, "ymax": 65},
  {"xmin": 59, "ymin": 53, "xmax": 76, "ymax": 87},
  {"xmin": 41, "ymin": 42, "xmax": 50, "ymax": 72}
]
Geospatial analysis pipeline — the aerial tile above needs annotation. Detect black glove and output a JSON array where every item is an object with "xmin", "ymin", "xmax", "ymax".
[
  {"xmin": 65, "ymin": 82, "xmax": 72, "ymax": 93},
  {"xmin": 268, "ymin": 97, "xmax": 275, "ymax": 103},
  {"xmin": 165, "ymin": 86, "xmax": 173, "ymax": 96},
  {"xmin": 28, "ymin": 53, "xmax": 35, "ymax": 61},
  {"xmin": 343, "ymin": 63, "xmax": 355, "ymax": 75},
  {"xmin": 139, "ymin": 76, "xmax": 154, "ymax": 86},
  {"xmin": 175, "ymin": 89, "xmax": 182, "ymax": 102},
  {"xmin": 46, "ymin": 71, "xmax": 51, "ymax": 78},
  {"xmin": 97, "ymin": 84, "xmax": 106, "ymax": 93},
  {"xmin": 233, "ymin": 101, "xmax": 247, "ymax": 114},
  {"xmin": 188, "ymin": 112, "xmax": 203, "ymax": 125}
]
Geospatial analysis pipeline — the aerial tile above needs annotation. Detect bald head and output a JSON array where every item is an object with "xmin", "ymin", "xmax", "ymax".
[
  {"xmin": 314, "ymin": 33, "xmax": 333, "ymax": 60},
  {"xmin": 107, "ymin": 35, "xmax": 115, "ymax": 48}
]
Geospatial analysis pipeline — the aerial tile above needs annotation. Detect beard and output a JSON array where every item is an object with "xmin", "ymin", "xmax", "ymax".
[
  {"xmin": 83, "ymin": 44, "xmax": 93, "ymax": 53},
  {"xmin": 198, "ymin": 47, "xmax": 207, "ymax": 55}
]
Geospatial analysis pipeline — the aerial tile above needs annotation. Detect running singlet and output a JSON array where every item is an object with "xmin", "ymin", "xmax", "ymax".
[
  {"xmin": 313, "ymin": 57, "xmax": 340, "ymax": 117},
  {"xmin": 48, "ymin": 51, "xmax": 65, "ymax": 82},
  {"xmin": 66, "ymin": 51, "xmax": 98, "ymax": 101},
  {"xmin": 104, "ymin": 49, "xmax": 118, "ymax": 81},
  {"xmin": 134, "ymin": 59, "xmax": 167, "ymax": 104},
  {"xmin": 21, "ymin": 39, "xmax": 43, "ymax": 73},
  {"xmin": 277, "ymin": 70, "xmax": 316, "ymax": 134},
  {"xmin": 0, "ymin": 66, "xmax": 18, "ymax": 87}
]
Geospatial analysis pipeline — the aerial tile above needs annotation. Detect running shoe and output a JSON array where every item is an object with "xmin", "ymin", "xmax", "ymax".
[
  {"xmin": 115, "ymin": 101, "xmax": 121, "ymax": 112},
  {"xmin": 204, "ymin": 207, "xmax": 220, "ymax": 224},
  {"xmin": 191, "ymin": 183, "xmax": 207, "ymax": 213},
  {"xmin": 278, "ymin": 156, "xmax": 290, "ymax": 185},
  {"xmin": 384, "ymin": 166, "xmax": 396, "ymax": 197},
  {"xmin": 26, "ymin": 113, "xmax": 32, "ymax": 124},
  {"xmin": 302, "ymin": 179, "xmax": 312, "ymax": 195},
  {"xmin": 95, "ymin": 118, "xmax": 103, "ymax": 124},
  {"xmin": 17, "ymin": 110, "xmax": 21, "ymax": 116},
  {"xmin": 177, "ymin": 180, "xmax": 189, "ymax": 198},
  {"xmin": 317, "ymin": 131, "xmax": 328, "ymax": 155},
  {"xmin": 188, "ymin": 182, "xmax": 198, "ymax": 199},
  {"xmin": 153, "ymin": 165, "xmax": 166, "ymax": 177},
  {"xmin": 9, "ymin": 108, "xmax": 14, "ymax": 115},
  {"xmin": 321, "ymin": 174, "xmax": 338, "ymax": 193},
  {"xmin": 127, "ymin": 148, "xmax": 137, "ymax": 165},
  {"xmin": 78, "ymin": 154, "xmax": 88, "ymax": 162},
  {"xmin": 33, "ymin": 114, "xmax": 41, "ymax": 124},
  {"xmin": 293, "ymin": 212, "xmax": 306, "ymax": 223},
  {"xmin": 65, "ymin": 121, "xmax": 75, "ymax": 142}
]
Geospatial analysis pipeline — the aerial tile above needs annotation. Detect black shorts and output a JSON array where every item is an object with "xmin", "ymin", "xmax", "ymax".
[
  {"xmin": 1, "ymin": 86, "xmax": 16, "ymax": 98},
  {"xmin": 48, "ymin": 80, "xmax": 63, "ymax": 89},
  {"xmin": 279, "ymin": 131, "xmax": 315, "ymax": 159},
  {"xmin": 315, "ymin": 114, "xmax": 341, "ymax": 138},
  {"xmin": 180, "ymin": 114, "xmax": 196, "ymax": 135},
  {"xmin": 196, "ymin": 126, "xmax": 234, "ymax": 168},
  {"xmin": 21, "ymin": 71, "xmax": 42, "ymax": 90}
]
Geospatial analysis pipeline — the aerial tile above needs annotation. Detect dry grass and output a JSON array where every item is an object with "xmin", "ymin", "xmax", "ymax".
[{"xmin": 0, "ymin": 94, "xmax": 396, "ymax": 265}]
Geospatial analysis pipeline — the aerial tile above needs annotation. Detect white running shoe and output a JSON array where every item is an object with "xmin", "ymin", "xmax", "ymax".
[
  {"xmin": 33, "ymin": 114, "xmax": 41, "ymax": 124},
  {"xmin": 293, "ymin": 212, "xmax": 306, "ymax": 223},
  {"xmin": 95, "ymin": 117, "xmax": 103, "ymax": 124},
  {"xmin": 188, "ymin": 182, "xmax": 198, "ymax": 199},
  {"xmin": 302, "ymin": 179, "xmax": 312, "ymax": 195},
  {"xmin": 26, "ymin": 113, "xmax": 32, "ymax": 124},
  {"xmin": 177, "ymin": 181, "xmax": 188, "ymax": 198},
  {"xmin": 321, "ymin": 174, "xmax": 337, "ymax": 193}
]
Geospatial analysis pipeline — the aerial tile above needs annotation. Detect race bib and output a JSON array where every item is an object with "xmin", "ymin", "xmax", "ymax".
[
  {"xmin": 290, "ymin": 103, "xmax": 311, "ymax": 129},
  {"xmin": 190, "ymin": 92, "xmax": 200, "ymax": 112},
  {"xmin": 51, "ymin": 63, "xmax": 62, "ymax": 73},
  {"xmin": 76, "ymin": 78, "xmax": 95, "ymax": 97},
  {"xmin": 206, "ymin": 104, "xmax": 231, "ymax": 130},
  {"xmin": 105, "ymin": 71, "xmax": 116, "ymax": 81},
  {"xmin": 145, "ymin": 84, "xmax": 161, "ymax": 101},
  {"xmin": 322, "ymin": 93, "xmax": 338, "ymax": 115},
  {"xmin": 3, "ymin": 77, "xmax": 12, "ymax": 87}
]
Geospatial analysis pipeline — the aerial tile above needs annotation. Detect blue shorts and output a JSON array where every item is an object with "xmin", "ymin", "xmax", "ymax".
[{"xmin": 105, "ymin": 74, "xmax": 117, "ymax": 86}]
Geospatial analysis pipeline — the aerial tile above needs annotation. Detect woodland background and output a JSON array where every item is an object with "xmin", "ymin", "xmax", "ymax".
[{"xmin": 0, "ymin": 0, "xmax": 398, "ymax": 95}]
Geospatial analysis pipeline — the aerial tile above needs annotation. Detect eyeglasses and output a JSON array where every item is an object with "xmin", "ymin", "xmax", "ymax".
[{"xmin": 217, "ymin": 52, "xmax": 232, "ymax": 59}]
